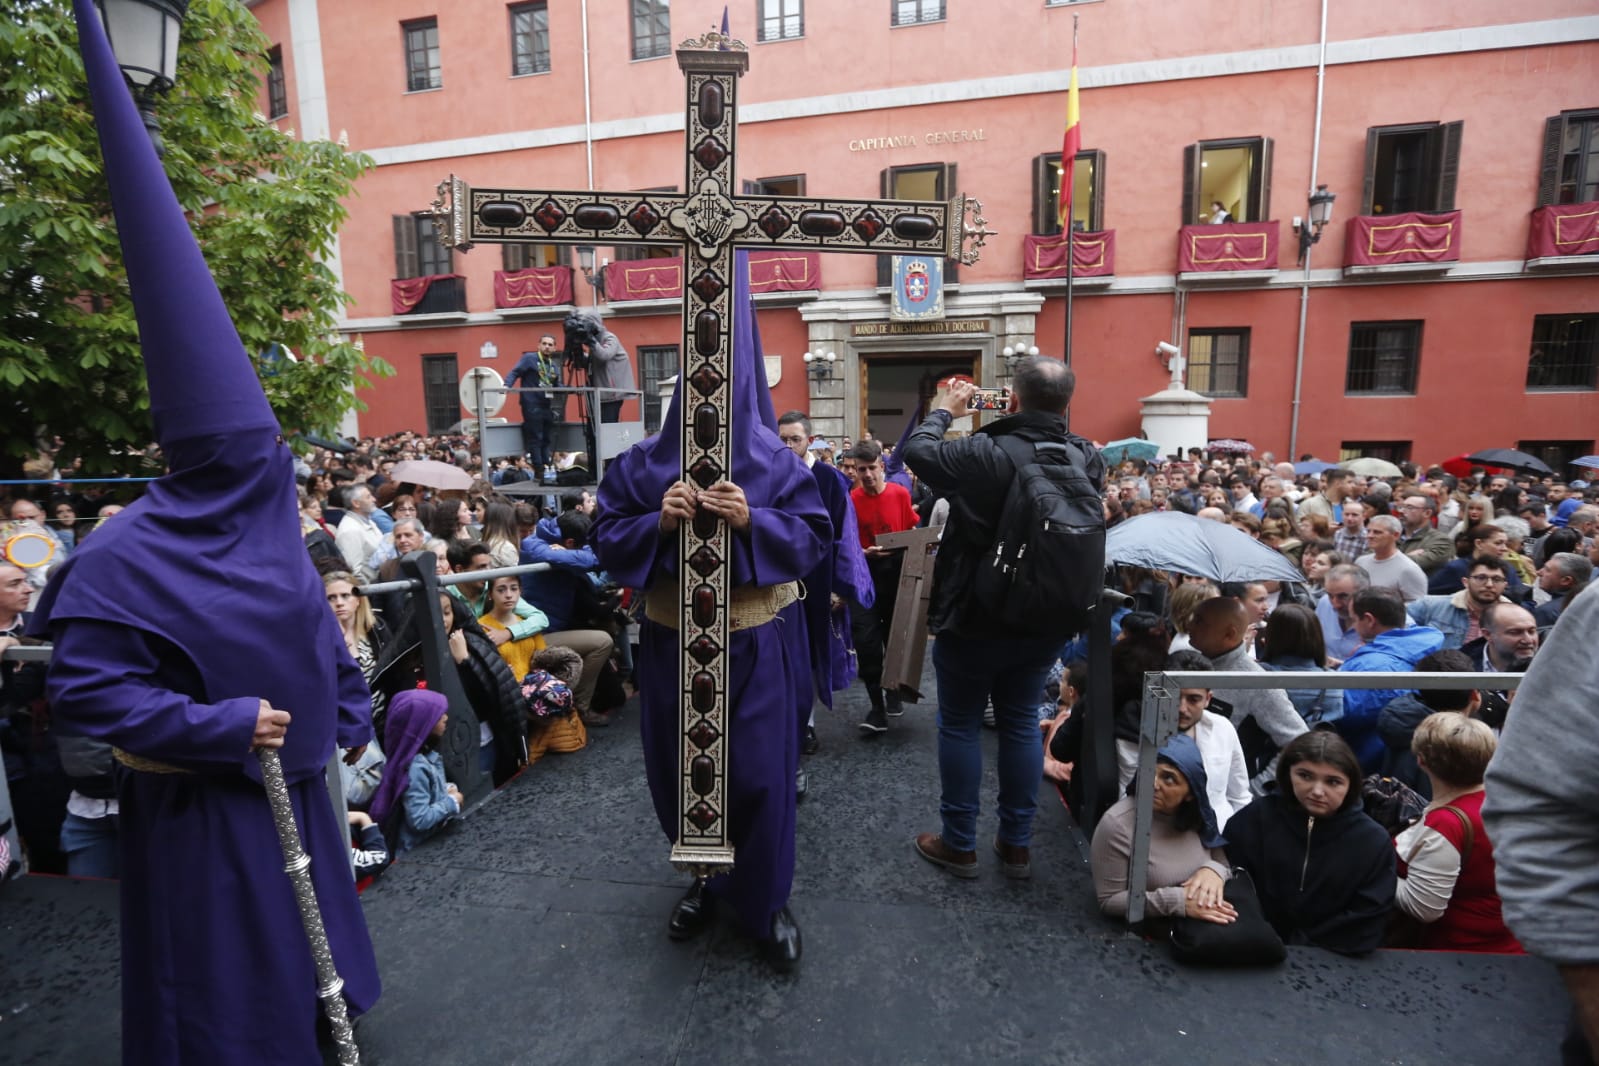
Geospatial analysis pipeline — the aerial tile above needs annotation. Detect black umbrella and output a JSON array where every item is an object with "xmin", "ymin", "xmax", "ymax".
[
  {"xmin": 1465, "ymin": 449, "xmax": 1554, "ymax": 476},
  {"xmin": 292, "ymin": 432, "xmax": 356, "ymax": 455}
]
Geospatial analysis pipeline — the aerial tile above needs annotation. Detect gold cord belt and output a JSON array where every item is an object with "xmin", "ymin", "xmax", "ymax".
[
  {"xmin": 644, "ymin": 579, "xmax": 801, "ymax": 632},
  {"xmin": 113, "ymin": 748, "xmax": 195, "ymax": 775}
]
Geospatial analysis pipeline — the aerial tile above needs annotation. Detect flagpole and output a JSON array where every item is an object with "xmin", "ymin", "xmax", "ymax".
[{"xmin": 1062, "ymin": 15, "xmax": 1079, "ymax": 429}]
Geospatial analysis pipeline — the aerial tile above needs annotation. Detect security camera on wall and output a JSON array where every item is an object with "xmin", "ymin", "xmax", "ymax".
[{"xmin": 1155, "ymin": 341, "xmax": 1180, "ymax": 358}]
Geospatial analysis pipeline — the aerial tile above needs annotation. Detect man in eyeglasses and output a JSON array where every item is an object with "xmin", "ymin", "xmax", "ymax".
[{"xmin": 1407, "ymin": 557, "xmax": 1515, "ymax": 651}]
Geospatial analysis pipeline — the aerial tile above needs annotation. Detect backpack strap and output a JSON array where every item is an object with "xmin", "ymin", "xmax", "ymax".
[{"xmin": 1437, "ymin": 804, "xmax": 1475, "ymax": 864}]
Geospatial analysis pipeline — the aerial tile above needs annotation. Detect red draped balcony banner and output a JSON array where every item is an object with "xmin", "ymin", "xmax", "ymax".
[
  {"xmin": 391, "ymin": 274, "xmax": 461, "ymax": 315},
  {"xmin": 1526, "ymin": 201, "xmax": 1599, "ymax": 259},
  {"xmin": 604, "ymin": 257, "xmax": 684, "ymax": 302},
  {"xmin": 493, "ymin": 266, "xmax": 574, "ymax": 308},
  {"xmin": 1177, "ymin": 221, "xmax": 1279, "ymax": 273},
  {"xmin": 1021, "ymin": 231, "xmax": 1115, "ymax": 279},
  {"xmin": 748, "ymin": 251, "xmax": 821, "ymax": 292},
  {"xmin": 1343, "ymin": 210, "xmax": 1462, "ymax": 267}
]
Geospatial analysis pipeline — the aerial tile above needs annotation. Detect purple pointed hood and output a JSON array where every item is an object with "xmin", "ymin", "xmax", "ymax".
[
  {"xmin": 30, "ymin": 3, "xmax": 363, "ymax": 788},
  {"xmin": 368, "ymin": 688, "xmax": 450, "ymax": 827}
]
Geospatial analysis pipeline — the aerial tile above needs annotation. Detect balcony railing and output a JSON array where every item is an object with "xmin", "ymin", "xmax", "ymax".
[
  {"xmin": 1022, "ymin": 230, "xmax": 1115, "ymax": 283},
  {"xmin": 493, "ymin": 265, "xmax": 573, "ymax": 309},
  {"xmin": 1176, "ymin": 221, "xmax": 1279, "ymax": 281},
  {"xmin": 1343, "ymin": 210, "xmax": 1462, "ymax": 276},
  {"xmin": 1525, "ymin": 201, "xmax": 1599, "ymax": 270},
  {"xmin": 392, "ymin": 274, "xmax": 467, "ymax": 317}
]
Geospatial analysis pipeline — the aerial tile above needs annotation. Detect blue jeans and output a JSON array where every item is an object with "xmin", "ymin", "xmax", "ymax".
[
  {"xmin": 60, "ymin": 811, "xmax": 120, "ymax": 879},
  {"xmin": 932, "ymin": 634, "xmax": 1059, "ymax": 853}
]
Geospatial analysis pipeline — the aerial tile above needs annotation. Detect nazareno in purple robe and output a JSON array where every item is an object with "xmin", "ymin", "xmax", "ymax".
[
  {"xmin": 591, "ymin": 252, "xmax": 829, "ymax": 938},
  {"xmin": 26, "ymin": 5, "xmax": 379, "ymax": 1062},
  {"xmin": 802, "ymin": 458, "xmax": 874, "ymax": 712}
]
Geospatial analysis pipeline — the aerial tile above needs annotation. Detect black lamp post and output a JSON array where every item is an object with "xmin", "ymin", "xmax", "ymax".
[
  {"xmin": 575, "ymin": 245, "xmax": 607, "ymax": 302},
  {"xmin": 802, "ymin": 349, "xmax": 836, "ymax": 382},
  {"xmin": 1294, "ymin": 184, "xmax": 1336, "ymax": 264},
  {"xmin": 94, "ymin": 0, "xmax": 190, "ymax": 157}
]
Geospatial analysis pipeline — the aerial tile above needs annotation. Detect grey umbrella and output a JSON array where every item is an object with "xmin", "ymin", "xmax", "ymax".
[{"xmin": 1106, "ymin": 511, "xmax": 1306, "ymax": 584}]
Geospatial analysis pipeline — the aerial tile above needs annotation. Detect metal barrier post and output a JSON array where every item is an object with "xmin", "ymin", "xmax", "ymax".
[
  {"xmin": 1078, "ymin": 588, "xmax": 1129, "ymax": 835},
  {"xmin": 1125, "ymin": 671, "xmax": 1180, "ymax": 925}
]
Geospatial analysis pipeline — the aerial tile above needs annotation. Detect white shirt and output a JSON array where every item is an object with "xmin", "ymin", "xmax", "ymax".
[
  {"xmin": 335, "ymin": 511, "xmax": 384, "ymax": 578},
  {"xmin": 1192, "ymin": 713, "xmax": 1253, "ymax": 829}
]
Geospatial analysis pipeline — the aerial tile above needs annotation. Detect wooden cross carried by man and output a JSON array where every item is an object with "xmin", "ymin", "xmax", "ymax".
[{"xmin": 426, "ymin": 28, "xmax": 991, "ymax": 875}]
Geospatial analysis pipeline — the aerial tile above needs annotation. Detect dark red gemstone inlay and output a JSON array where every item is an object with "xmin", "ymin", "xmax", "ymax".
[
  {"xmin": 694, "ymin": 310, "xmax": 721, "ymax": 355},
  {"xmin": 693, "ymin": 403, "xmax": 719, "ymax": 450},
  {"xmin": 891, "ymin": 214, "xmax": 940, "ymax": 242},
  {"xmin": 757, "ymin": 206, "xmax": 792, "ymax": 241},
  {"xmin": 572, "ymin": 203, "xmax": 621, "ymax": 230},
  {"xmin": 691, "ymin": 755, "xmax": 716, "ymax": 797},
  {"xmin": 626, "ymin": 201, "xmax": 662, "ymax": 236},
  {"xmin": 851, "ymin": 208, "xmax": 886, "ymax": 242},
  {"xmin": 692, "ymin": 583, "xmax": 717, "ymax": 628},
  {"xmin": 687, "ymin": 635, "xmax": 721, "ymax": 665},
  {"xmin": 692, "ymin": 136, "xmax": 728, "ymax": 172},
  {"xmin": 689, "ymin": 457, "xmax": 723, "ymax": 490},
  {"xmin": 692, "ymin": 510, "xmax": 720, "ymax": 540},
  {"xmin": 689, "ymin": 365, "xmax": 724, "ymax": 396},
  {"xmin": 688, "ymin": 545, "xmax": 722, "ymax": 577},
  {"xmin": 688, "ymin": 698, "xmax": 719, "ymax": 731},
  {"xmin": 478, "ymin": 201, "xmax": 526, "ymax": 228},
  {"xmin": 697, "ymin": 79, "xmax": 725, "ymax": 129},
  {"xmin": 797, "ymin": 210, "xmax": 846, "ymax": 238},
  {"xmin": 532, "ymin": 199, "xmax": 567, "ymax": 232},
  {"xmin": 686, "ymin": 801, "xmax": 719, "ymax": 831},
  {"xmin": 691, "ymin": 270, "xmax": 725, "ymax": 303}
]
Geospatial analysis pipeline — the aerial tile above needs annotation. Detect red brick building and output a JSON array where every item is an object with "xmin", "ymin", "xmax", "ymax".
[{"xmin": 252, "ymin": 0, "xmax": 1599, "ymax": 467}]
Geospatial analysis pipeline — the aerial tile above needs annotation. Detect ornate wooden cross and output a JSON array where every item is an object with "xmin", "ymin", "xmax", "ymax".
[{"xmin": 428, "ymin": 28, "xmax": 992, "ymax": 877}]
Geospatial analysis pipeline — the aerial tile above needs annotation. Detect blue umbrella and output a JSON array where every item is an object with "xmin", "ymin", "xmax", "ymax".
[
  {"xmin": 1569, "ymin": 455, "xmax": 1599, "ymax": 471},
  {"xmin": 1293, "ymin": 459, "xmax": 1337, "ymax": 475},
  {"xmin": 1106, "ymin": 512, "xmax": 1306, "ymax": 584},
  {"xmin": 1099, "ymin": 437, "xmax": 1162, "ymax": 465}
]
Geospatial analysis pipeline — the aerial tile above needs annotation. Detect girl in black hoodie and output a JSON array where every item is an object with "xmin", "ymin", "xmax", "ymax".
[{"xmin": 1224, "ymin": 731, "xmax": 1397, "ymax": 955}]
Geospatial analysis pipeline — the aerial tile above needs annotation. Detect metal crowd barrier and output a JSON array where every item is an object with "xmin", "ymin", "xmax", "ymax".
[{"xmin": 1124, "ymin": 669, "xmax": 1524, "ymax": 925}]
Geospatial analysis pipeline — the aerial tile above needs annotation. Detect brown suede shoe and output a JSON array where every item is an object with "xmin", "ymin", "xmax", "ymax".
[
  {"xmin": 914, "ymin": 833, "xmax": 978, "ymax": 879},
  {"xmin": 994, "ymin": 838, "xmax": 1031, "ymax": 880},
  {"xmin": 580, "ymin": 709, "xmax": 611, "ymax": 728}
]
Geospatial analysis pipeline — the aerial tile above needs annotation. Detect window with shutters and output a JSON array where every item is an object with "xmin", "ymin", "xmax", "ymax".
[
  {"xmin": 402, "ymin": 18, "xmax": 441, "ymax": 92},
  {"xmin": 509, "ymin": 3, "xmax": 550, "ymax": 76},
  {"xmin": 631, "ymin": 0, "xmax": 670, "ymax": 61},
  {"xmin": 1517, "ymin": 439, "xmax": 1594, "ymax": 472},
  {"xmin": 639, "ymin": 345, "xmax": 680, "ymax": 432},
  {"xmin": 1032, "ymin": 150, "xmax": 1104, "ymax": 234},
  {"xmin": 393, "ymin": 213, "xmax": 452, "ymax": 278},
  {"xmin": 1181, "ymin": 138, "xmax": 1273, "ymax": 224},
  {"xmin": 1539, "ymin": 109, "xmax": 1599, "ymax": 206},
  {"xmin": 757, "ymin": 0, "xmax": 803, "ymax": 41},
  {"xmin": 742, "ymin": 174, "xmax": 806, "ymax": 197},
  {"xmin": 266, "ymin": 46, "xmax": 288, "ymax": 119},
  {"xmin": 1527, "ymin": 314, "xmax": 1599, "ymax": 391},
  {"xmin": 421, "ymin": 354, "xmax": 460, "ymax": 434},
  {"xmin": 1346, "ymin": 321, "xmax": 1422, "ymax": 395},
  {"xmin": 1359, "ymin": 122, "xmax": 1463, "ymax": 215},
  {"xmin": 892, "ymin": 0, "xmax": 944, "ymax": 25},
  {"xmin": 1186, "ymin": 328, "xmax": 1249, "ymax": 397},
  {"xmin": 877, "ymin": 163, "xmax": 957, "ymax": 285},
  {"xmin": 502, "ymin": 244, "xmax": 570, "ymax": 271}
]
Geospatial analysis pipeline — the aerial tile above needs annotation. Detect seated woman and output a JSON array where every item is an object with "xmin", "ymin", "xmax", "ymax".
[
  {"xmin": 1224, "ymin": 732, "xmax": 1396, "ymax": 955},
  {"xmin": 1090, "ymin": 734, "xmax": 1236, "ymax": 927},
  {"xmin": 1393, "ymin": 713, "xmax": 1523, "ymax": 953}
]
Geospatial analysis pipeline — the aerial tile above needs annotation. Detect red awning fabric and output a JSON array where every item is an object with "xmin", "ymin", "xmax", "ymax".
[
  {"xmin": 391, "ymin": 274, "xmax": 459, "ymax": 315},
  {"xmin": 1526, "ymin": 201, "xmax": 1599, "ymax": 259},
  {"xmin": 604, "ymin": 257, "xmax": 684, "ymax": 302},
  {"xmin": 748, "ymin": 251, "xmax": 820, "ymax": 292},
  {"xmin": 1022, "ymin": 231, "xmax": 1115, "ymax": 279},
  {"xmin": 1344, "ymin": 210, "xmax": 1461, "ymax": 267},
  {"xmin": 1177, "ymin": 222, "xmax": 1279, "ymax": 273},
  {"xmin": 493, "ymin": 266, "xmax": 574, "ymax": 308}
]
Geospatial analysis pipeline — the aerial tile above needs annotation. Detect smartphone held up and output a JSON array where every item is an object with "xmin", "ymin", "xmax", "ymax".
[{"xmin": 967, "ymin": 387, "xmax": 1011, "ymax": 411}]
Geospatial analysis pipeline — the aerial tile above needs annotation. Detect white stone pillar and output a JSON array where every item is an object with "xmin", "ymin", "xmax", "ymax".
[{"xmin": 1139, "ymin": 387, "xmax": 1212, "ymax": 460}]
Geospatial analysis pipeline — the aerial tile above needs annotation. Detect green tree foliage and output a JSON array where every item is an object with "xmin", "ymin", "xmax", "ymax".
[{"xmin": 0, "ymin": 0, "xmax": 391, "ymax": 471}]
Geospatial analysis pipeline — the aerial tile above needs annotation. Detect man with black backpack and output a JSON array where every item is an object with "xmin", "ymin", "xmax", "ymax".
[{"xmin": 901, "ymin": 357, "xmax": 1106, "ymax": 880}]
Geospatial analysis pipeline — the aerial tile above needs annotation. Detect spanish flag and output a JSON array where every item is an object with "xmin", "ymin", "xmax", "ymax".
[{"xmin": 1057, "ymin": 31, "xmax": 1080, "ymax": 230}]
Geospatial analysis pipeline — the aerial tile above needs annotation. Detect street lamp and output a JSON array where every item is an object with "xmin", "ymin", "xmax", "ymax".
[
  {"xmin": 94, "ymin": 0, "xmax": 190, "ymax": 158},
  {"xmin": 802, "ymin": 350, "xmax": 836, "ymax": 382},
  {"xmin": 1294, "ymin": 184, "xmax": 1336, "ymax": 264},
  {"xmin": 575, "ymin": 245, "xmax": 607, "ymax": 302},
  {"xmin": 1001, "ymin": 344, "xmax": 1040, "ymax": 368}
]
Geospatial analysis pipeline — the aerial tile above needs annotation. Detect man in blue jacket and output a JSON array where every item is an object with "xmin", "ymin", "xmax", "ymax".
[{"xmin": 1338, "ymin": 586, "xmax": 1444, "ymax": 772}]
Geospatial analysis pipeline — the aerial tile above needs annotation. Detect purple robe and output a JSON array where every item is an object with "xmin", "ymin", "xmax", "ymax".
[
  {"xmin": 803, "ymin": 459, "xmax": 874, "ymax": 710},
  {"xmin": 590, "ymin": 251, "xmax": 829, "ymax": 937},
  {"xmin": 25, "ymin": 6, "xmax": 380, "ymax": 1061}
]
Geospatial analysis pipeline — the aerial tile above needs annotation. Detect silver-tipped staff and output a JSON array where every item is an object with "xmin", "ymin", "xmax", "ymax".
[{"xmin": 257, "ymin": 748, "xmax": 360, "ymax": 1065}]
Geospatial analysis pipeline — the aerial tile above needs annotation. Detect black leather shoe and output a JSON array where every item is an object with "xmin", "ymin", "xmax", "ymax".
[
  {"xmin": 667, "ymin": 880, "xmax": 714, "ymax": 941},
  {"xmin": 765, "ymin": 907, "xmax": 802, "ymax": 973},
  {"xmin": 803, "ymin": 725, "xmax": 819, "ymax": 755},
  {"xmin": 795, "ymin": 767, "xmax": 808, "ymax": 803}
]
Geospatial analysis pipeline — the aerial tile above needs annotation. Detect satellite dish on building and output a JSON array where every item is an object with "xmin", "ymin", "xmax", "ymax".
[{"xmin": 459, "ymin": 366, "xmax": 506, "ymax": 417}]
